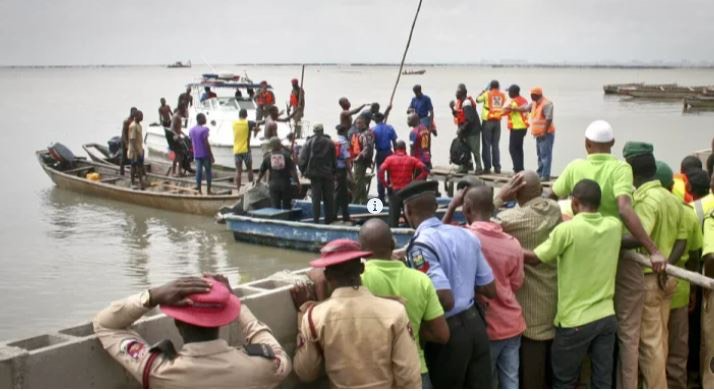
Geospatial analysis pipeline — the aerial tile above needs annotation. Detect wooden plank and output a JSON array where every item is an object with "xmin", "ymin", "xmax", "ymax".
[
  {"xmin": 628, "ymin": 252, "xmax": 714, "ymax": 290},
  {"xmin": 100, "ymin": 176, "xmax": 122, "ymax": 183}
]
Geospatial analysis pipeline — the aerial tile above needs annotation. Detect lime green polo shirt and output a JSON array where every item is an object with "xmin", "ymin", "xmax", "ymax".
[
  {"xmin": 534, "ymin": 212, "xmax": 621, "ymax": 328},
  {"xmin": 671, "ymin": 204, "xmax": 704, "ymax": 309},
  {"xmin": 361, "ymin": 259, "xmax": 444, "ymax": 374},
  {"xmin": 552, "ymin": 154, "xmax": 634, "ymax": 220},
  {"xmin": 633, "ymin": 180, "xmax": 687, "ymax": 273}
]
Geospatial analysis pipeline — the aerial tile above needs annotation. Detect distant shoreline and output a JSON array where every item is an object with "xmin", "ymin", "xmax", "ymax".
[{"xmin": 2, "ymin": 63, "xmax": 714, "ymax": 70}]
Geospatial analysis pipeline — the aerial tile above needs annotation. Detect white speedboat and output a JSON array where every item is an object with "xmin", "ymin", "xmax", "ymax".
[{"xmin": 146, "ymin": 73, "xmax": 304, "ymax": 167}]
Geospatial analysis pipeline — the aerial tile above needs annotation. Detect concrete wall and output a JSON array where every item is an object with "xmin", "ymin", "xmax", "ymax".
[{"xmin": 0, "ymin": 269, "xmax": 311, "ymax": 388}]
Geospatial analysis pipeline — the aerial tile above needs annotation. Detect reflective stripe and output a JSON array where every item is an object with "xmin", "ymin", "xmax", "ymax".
[{"xmin": 529, "ymin": 98, "xmax": 555, "ymax": 137}]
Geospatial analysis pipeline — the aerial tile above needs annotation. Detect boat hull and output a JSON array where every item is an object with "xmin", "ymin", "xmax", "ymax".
[
  {"xmin": 37, "ymin": 151, "xmax": 241, "ymax": 216},
  {"xmin": 226, "ymin": 214, "xmax": 414, "ymax": 252}
]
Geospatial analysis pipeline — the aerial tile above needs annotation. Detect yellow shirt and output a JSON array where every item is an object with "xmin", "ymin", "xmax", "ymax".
[{"xmin": 233, "ymin": 119, "xmax": 251, "ymax": 155}]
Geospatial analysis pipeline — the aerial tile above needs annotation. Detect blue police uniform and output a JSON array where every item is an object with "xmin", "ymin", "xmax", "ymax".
[{"xmin": 405, "ymin": 216, "xmax": 495, "ymax": 388}]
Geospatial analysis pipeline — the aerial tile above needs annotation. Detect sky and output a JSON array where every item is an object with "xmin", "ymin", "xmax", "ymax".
[{"xmin": 1, "ymin": 0, "xmax": 713, "ymax": 66}]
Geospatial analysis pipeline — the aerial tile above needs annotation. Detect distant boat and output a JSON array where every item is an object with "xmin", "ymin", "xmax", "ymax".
[
  {"xmin": 402, "ymin": 69, "xmax": 426, "ymax": 75},
  {"xmin": 167, "ymin": 60, "xmax": 191, "ymax": 68},
  {"xmin": 603, "ymin": 83, "xmax": 713, "ymax": 99},
  {"xmin": 684, "ymin": 94, "xmax": 714, "ymax": 112}
]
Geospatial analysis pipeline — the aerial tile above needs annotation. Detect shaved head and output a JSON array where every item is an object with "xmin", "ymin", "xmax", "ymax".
[
  {"xmin": 359, "ymin": 219, "xmax": 394, "ymax": 258},
  {"xmin": 518, "ymin": 170, "xmax": 542, "ymax": 203},
  {"xmin": 464, "ymin": 186, "xmax": 494, "ymax": 222}
]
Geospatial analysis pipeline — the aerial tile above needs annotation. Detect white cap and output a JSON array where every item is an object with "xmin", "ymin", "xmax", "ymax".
[{"xmin": 585, "ymin": 120, "xmax": 614, "ymax": 143}]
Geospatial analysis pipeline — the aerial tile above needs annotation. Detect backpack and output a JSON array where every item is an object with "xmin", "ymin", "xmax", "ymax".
[{"xmin": 450, "ymin": 137, "xmax": 472, "ymax": 166}]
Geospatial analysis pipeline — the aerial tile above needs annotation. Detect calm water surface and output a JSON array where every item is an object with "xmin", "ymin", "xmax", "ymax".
[{"xmin": 0, "ymin": 65, "xmax": 712, "ymax": 341}]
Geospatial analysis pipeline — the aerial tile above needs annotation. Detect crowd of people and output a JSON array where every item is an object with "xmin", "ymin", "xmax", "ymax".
[{"xmin": 95, "ymin": 121, "xmax": 714, "ymax": 388}]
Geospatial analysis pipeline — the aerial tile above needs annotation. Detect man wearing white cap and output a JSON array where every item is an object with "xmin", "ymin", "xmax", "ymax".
[{"xmin": 549, "ymin": 120, "xmax": 669, "ymax": 388}]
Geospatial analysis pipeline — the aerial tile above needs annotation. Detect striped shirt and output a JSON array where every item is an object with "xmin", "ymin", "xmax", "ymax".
[{"xmin": 496, "ymin": 197, "xmax": 562, "ymax": 340}]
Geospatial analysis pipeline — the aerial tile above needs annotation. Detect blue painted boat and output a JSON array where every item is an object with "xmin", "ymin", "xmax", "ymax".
[{"xmin": 224, "ymin": 212, "xmax": 415, "ymax": 252}]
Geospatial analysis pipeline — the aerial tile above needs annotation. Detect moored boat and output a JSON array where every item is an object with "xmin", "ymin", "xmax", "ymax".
[
  {"xmin": 167, "ymin": 60, "xmax": 191, "ymax": 68},
  {"xmin": 609, "ymin": 83, "xmax": 713, "ymax": 99},
  {"xmin": 683, "ymin": 95, "xmax": 714, "ymax": 112},
  {"xmin": 402, "ymin": 69, "xmax": 426, "ymax": 75},
  {"xmin": 37, "ymin": 149, "xmax": 243, "ymax": 216}
]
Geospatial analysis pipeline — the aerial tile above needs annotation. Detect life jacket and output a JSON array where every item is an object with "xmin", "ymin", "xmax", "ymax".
[
  {"xmin": 484, "ymin": 90, "xmax": 506, "ymax": 120},
  {"xmin": 507, "ymin": 96, "xmax": 529, "ymax": 129},
  {"xmin": 349, "ymin": 132, "xmax": 362, "ymax": 158},
  {"xmin": 256, "ymin": 90, "xmax": 275, "ymax": 106},
  {"xmin": 289, "ymin": 89, "xmax": 300, "ymax": 107},
  {"xmin": 412, "ymin": 125, "xmax": 431, "ymax": 162},
  {"xmin": 673, "ymin": 173, "xmax": 694, "ymax": 203},
  {"xmin": 529, "ymin": 97, "xmax": 555, "ymax": 137},
  {"xmin": 453, "ymin": 96, "xmax": 477, "ymax": 125}
]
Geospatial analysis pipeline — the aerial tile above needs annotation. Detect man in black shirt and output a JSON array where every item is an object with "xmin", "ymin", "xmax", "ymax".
[
  {"xmin": 257, "ymin": 137, "xmax": 300, "ymax": 209},
  {"xmin": 299, "ymin": 124, "xmax": 337, "ymax": 224}
]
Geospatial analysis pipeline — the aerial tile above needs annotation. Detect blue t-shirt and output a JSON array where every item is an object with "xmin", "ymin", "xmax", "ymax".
[
  {"xmin": 336, "ymin": 134, "xmax": 350, "ymax": 169},
  {"xmin": 407, "ymin": 217, "xmax": 494, "ymax": 318},
  {"xmin": 409, "ymin": 95, "xmax": 433, "ymax": 119},
  {"xmin": 372, "ymin": 123, "xmax": 397, "ymax": 152}
]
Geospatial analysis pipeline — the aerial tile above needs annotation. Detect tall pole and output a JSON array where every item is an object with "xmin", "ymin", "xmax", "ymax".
[{"xmin": 388, "ymin": 0, "xmax": 424, "ymax": 108}]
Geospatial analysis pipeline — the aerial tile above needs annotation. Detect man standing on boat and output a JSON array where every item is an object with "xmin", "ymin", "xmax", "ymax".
[
  {"xmin": 169, "ymin": 103, "xmax": 192, "ymax": 177},
  {"xmin": 299, "ymin": 124, "xmax": 336, "ymax": 224},
  {"xmin": 189, "ymin": 113, "xmax": 214, "ymax": 195},
  {"xmin": 233, "ymin": 108, "xmax": 256, "ymax": 190},
  {"xmin": 378, "ymin": 140, "xmax": 428, "ymax": 227},
  {"xmin": 451, "ymin": 84, "xmax": 483, "ymax": 174},
  {"xmin": 93, "ymin": 274, "xmax": 291, "ymax": 388},
  {"xmin": 257, "ymin": 137, "xmax": 300, "ymax": 209},
  {"xmin": 338, "ymin": 97, "xmax": 367, "ymax": 134},
  {"xmin": 288, "ymin": 78, "xmax": 305, "ymax": 138},
  {"xmin": 350, "ymin": 116, "xmax": 375, "ymax": 205},
  {"xmin": 399, "ymin": 180, "xmax": 496, "ymax": 388},
  {"xmin": 178, "ymin": 86, "xmax": 193, "ymax": 108},
  {"xmin": 408, "ymin": 112, "xmax": 432, "ymax": 170},
  {"xmin": 334, "ymin": 125, "xmax": 353, "ymax": 222},
  {"xmin": 255, "ymin": 81, "xmax": 275, "ymax": 121},
  {"xmin": 127, "ymin": 110, "xmax": 146, "ymax": 190},
  {"xmin": 408, "ymin": 84, "xmax": 435, "ymax": 135},
  {"xmin": 200, "ymin": 87, "xmax": 216, "ymax": 103},
  {"xmin": 291, "ymin": 239, "xmax": 421, "ymax": 388},
  {"xmin": 158, "ymin": 98, "xmax": 173, "ymax": 128},
  {"xmin": 372, "ymin": 112, "xmax": 398, "ymax": 204},
  {"xmin": 477, "ymin": 80, "xmax": 506, "ymax": 174},
  {"xmin": 120, "ymin": 107, "xmax": 137, "ymax": 176}
]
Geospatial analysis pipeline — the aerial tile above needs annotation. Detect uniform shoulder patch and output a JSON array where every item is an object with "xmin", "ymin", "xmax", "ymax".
[
  {"xmin": 120, "ymin": 338, "xmax": 147, "ymax": 360},
  {"xmin": 409, "ymin": 249, "xmax": 430, "ymax": 273}
]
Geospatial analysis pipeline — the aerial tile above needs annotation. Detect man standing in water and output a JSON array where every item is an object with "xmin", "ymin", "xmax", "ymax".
[
  {"xmin": 120, "ymin": 107, "xmax": 137, "ymax": 176},
  {"xmin": 189, "ymin": 113, "xmax": 213, "ymax": 195},
  {"xmin": 127, "ymin": 110, "xmax": 145, "ymax": 190}
]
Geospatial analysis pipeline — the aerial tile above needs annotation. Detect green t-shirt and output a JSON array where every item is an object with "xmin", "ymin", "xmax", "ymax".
[
  {"xmin": 552, "ymin": 154, "xmax": 634, "ymax": 220},
  {"xmin": 534, "ymin": 212, "xmax": 621, "ymax": 328},
  {"xmin": 361, "ymin": 259, "xmax": 444, "ymax": 374},
  {"xmin": 633, "ymin": 180, "xmax": 687, "ymax": 273},
  {"xmin": 671, "ymin": 204, "xmax": 704, "ymax": 309}
]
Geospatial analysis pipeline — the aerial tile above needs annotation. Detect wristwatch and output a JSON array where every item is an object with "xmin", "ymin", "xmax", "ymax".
[{"xmin": 139, "ymin": 289, "xmax": 153, "ymax": 308}]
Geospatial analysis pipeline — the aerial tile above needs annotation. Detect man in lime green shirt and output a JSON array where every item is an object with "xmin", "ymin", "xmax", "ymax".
[
  {"xmin": 359, "ymin": 218, "xmax": 450, "ymax": 388},
  {"xmin": 702, "ymin": 213, "xmax": 714, "ymax": 388},
  {"xmin": 655, "ymin": 160, "xmax": 703, "ymax": 387},
  {"xmin": 621, "ymin": 144, "xmax": 687, "ymax": 389},
  {"xmin": 550, "ymin": 121, "xmax": 667, "ymax": 389},
  {"xmin": 524, "ymin": 179, "xmax": 620, "ymax": 388}
]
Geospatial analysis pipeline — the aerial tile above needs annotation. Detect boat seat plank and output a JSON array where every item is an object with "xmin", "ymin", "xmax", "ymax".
[{"xmin": 100, "ymin": 176, "xmax": 122, "ymax": 183}]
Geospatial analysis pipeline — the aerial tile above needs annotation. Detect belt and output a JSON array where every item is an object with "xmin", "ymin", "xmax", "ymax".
[{"xmin": 446, "ymin": 306, "xmax": 479, "ymax": 328}]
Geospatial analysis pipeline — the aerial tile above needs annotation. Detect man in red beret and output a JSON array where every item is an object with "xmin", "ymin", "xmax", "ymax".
[
  {"xmin": 93, "ymin": 275, "xmax": 290, "ymax": 388},
  {"xmin": 291, "ymin": 239, "xmax": 421, "ymax": 388}
]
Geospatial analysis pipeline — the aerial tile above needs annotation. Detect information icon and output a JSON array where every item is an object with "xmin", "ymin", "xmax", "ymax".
[{"xmin": 367, "ymin": 198, "xmax": 384, "ymax": 214}]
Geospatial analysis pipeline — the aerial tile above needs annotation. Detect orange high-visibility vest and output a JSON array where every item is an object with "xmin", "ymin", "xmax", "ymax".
[
  {"xmin": 485, "ymin": 90, "xmax": 506, "ymax": 120},
  {"xmin": 529, "ymin": 97, "xmax": 555, "ymax": 137},
  {"xmin": 256, "ymin": 90, "xmax": 275, "ymax": 106},
  {"xmin": 507, "ymin": 96, "xmax": 529, "ymax": 129},
  {"xmin": 453, "ymin": 96, "xmax": 477, "ymax": 125}
]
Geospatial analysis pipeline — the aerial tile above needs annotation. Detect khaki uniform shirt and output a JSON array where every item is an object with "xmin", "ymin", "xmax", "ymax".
[
  {"xmin": 293, "ymin": 286, "xmax": 421, "ymax": 388},
  {"xmin": 496, "ymin": 196, "xmax": 562, "ymax": 340},
  {"xmin": 127, "ymin": 121, "xmax": 143, "ymax": 160},
  {"xmin": 93, "ymin": 293, "xmax": 290, "ymax": 388}
]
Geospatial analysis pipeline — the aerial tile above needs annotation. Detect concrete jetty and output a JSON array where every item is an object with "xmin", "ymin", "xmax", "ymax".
[{"xmin": 0, "ymin": 269, "xmax": 311, "ymax": 388}]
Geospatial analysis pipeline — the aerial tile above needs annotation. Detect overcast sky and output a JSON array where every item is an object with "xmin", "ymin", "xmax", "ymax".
[{"xmin": 1, "ymin": 0, "xmax": 712, "ymax": 66}]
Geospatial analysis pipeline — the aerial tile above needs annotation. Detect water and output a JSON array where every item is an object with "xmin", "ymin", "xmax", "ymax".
[{"xmin": 1, "ymin": 64, "xmax": 712, "ymax": 341}]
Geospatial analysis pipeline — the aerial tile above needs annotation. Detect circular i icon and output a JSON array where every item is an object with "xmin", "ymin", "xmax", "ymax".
[{"xmin": 367, "ymin": 198, "xmax": 384, "ymax": 214}]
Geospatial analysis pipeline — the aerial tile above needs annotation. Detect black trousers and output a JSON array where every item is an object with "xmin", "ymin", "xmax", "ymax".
[
  {"xmin": 520, "ymin": 336, "xmax": 553, "ymax": 388},
  {"xmin": 334, "ymin": 168, "xmax": 350, "ymax": 222},
  {"xmin": 310, "ymin": 177, "xmax": 335, "ymax": 224},
  {"xmin": 269, "ymin": 185, "xmax": 292, "ymax": 209},
  {"xmin": 119, "ymin": 144, "xmax": 128, "ymax": 175},
  {"xmin": 509, "ymin": 129, "xmax": 527, "ymax": 173},
  {"xmin": 388, "ymin": 191, "xmax": 402, "ymax": 227},
  {"xmin": 425, "ymin": 306, "xmax": 492, "ymax": 388}
]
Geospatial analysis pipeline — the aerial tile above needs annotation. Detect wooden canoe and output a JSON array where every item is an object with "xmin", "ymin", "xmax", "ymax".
[
  {"xmin": 37, "ymin": 150, "xmax": 243, "ymax": 216},
  {"xmin": 428, "ymin": 165, "xmax": 554, "ymax": 197},
  {"xmin": 684, "ymin": 96, "xmax": 714, "ymax": 112}
]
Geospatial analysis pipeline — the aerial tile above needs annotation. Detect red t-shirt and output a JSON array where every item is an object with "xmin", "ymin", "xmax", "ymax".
[{"xmin": 378, "ymin": 150, "xmax": 427, "ymax": 191}]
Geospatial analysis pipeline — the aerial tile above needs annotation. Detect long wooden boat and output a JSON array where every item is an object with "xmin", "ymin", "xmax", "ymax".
[
  {"xmin": 684, "ymin": 95, "xmax": 714, "ymax": 112},
  {"xmin": 612, "ymin": 83, "xmax": 713, "ymax": 99},
  {"xmin": 429, "ymin": 165, "xmax": 554, "ymax": 197},
  {"xmin": 603, "ymin": 82, "xmax": 644, "ymax": 94},
  {"xmin": 402, "ymin": 69, "xmax": 426, "ymax": 75},
  {"xmin": 37, "ymin": 149, "xmax": 243, "ymax": 216}
]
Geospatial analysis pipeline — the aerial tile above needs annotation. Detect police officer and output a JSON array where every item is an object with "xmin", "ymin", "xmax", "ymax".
[
  {"xmin": 291, "ymin": 239, "xmax": 422, "ymax": 388},
  {"xmin": 93, "ymin": 275, "xmax": 291, "ymax": 388},
  {"xmin": 398, "ymin": 180, "xmax": 497, "ymax": 388}
]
